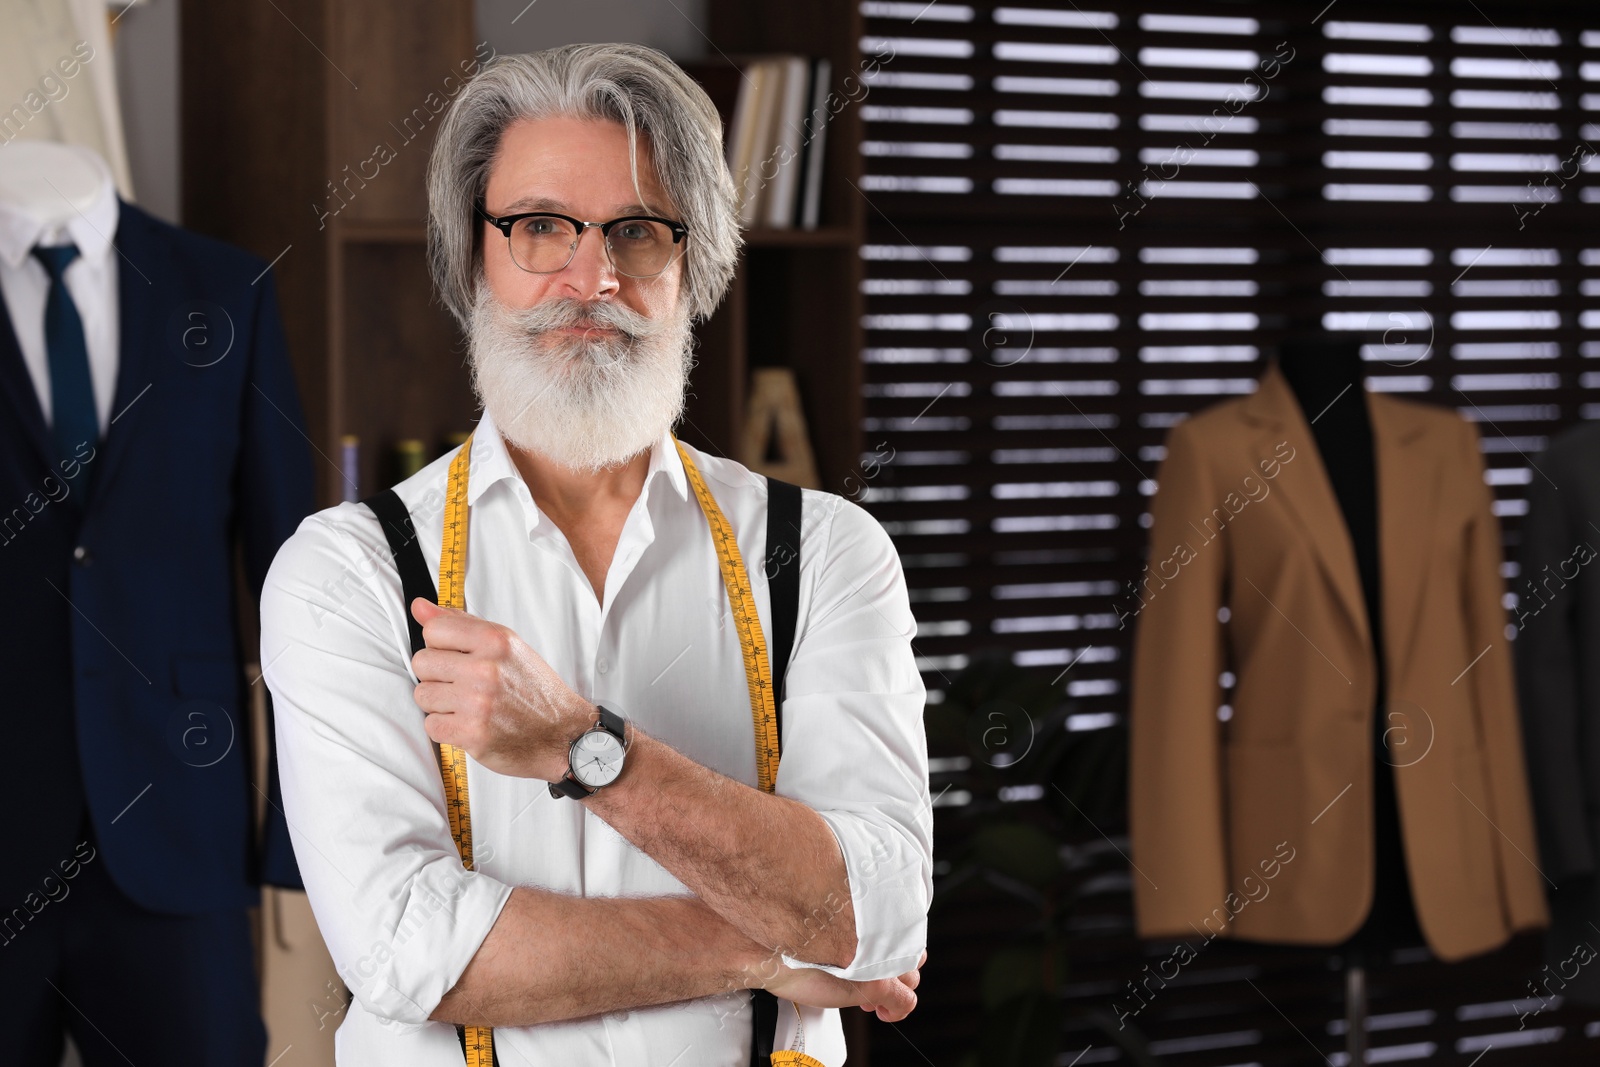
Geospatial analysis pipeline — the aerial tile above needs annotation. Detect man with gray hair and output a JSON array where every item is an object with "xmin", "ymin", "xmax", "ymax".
[{"xmin": 260, "ymin": 43, "xmax": 933, "ymax": 1065}]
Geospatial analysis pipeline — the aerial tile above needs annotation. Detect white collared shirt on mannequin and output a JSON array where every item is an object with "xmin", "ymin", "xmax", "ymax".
[
  {"xmin": 260, "ymin": 406, "xmax": 934, "ymax": 1066},
  {"xmin": 0, "ymin": 166, "xmax": 119, "ymax": 436}
]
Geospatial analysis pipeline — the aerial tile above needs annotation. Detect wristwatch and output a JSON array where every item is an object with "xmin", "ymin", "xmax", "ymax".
[{"xmin": 548, "ymin": 704, "xmax": 630, "ymax": 799}]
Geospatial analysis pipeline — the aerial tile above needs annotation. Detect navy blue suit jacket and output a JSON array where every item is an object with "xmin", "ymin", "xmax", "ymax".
[{"xmin": 0, "ymin": 199, "xmax": 309, "ymax": 914}]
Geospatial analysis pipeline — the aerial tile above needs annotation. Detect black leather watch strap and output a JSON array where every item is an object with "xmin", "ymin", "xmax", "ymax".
[
  {"xmin": 548, "ymin": 774, "xmax": 593, "ymax": 800},
  {"xmin": 597, "ymin": 704, "xmax": 628, "ymax": 746}
]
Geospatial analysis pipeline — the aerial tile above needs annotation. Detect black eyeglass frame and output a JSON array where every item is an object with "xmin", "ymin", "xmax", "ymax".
[{"xmin": 475, "ymin": 202, "xmax": 690, "ymax": 278}]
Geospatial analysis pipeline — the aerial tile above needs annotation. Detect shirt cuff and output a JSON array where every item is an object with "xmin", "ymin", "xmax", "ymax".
[
  {"xmin": 779, "ymin": 809, "xmax": 931, "ymax": 982},
  {"xmin": 338, "ymin": 861, "xmax": 515, "ymax": 1026}
]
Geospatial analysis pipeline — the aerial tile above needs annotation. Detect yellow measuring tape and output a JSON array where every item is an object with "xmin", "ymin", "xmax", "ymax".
[
  {"xmin": 434, "ymin": 439, "xmax": 490, "ymax": 1064},
  {"xmin": 671, "ymin": 439, "xmax": 783, "ymax": 795},
  {"xmin": 433, "ymin": 432, "xmax": 821, "ymax": 1066}
]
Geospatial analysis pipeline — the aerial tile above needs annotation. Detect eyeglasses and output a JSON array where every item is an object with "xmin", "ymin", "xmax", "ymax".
[{"xmin": 476, "ymin": 203, "xmax": 689, "ymax": 279}]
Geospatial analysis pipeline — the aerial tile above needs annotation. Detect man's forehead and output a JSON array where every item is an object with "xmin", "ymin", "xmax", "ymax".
[
  {"xmin": 488, "ymin": 119, "xmax": 675, "ymax": 216},
  {"xmin": 499, "ymin": 194, "xmax": 666, "ymax": 216}
]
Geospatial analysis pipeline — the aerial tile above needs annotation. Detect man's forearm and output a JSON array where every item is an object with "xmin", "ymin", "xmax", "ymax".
[
  {"xmin": 581, "ymin": 726, "xmax": 859, "ymax": 968},
  {"xmin": 429, "ymin": 885, "xmax": 765, "ymax": 1027}
]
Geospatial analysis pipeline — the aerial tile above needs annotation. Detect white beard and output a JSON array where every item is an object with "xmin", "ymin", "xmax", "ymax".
[{"xmin": 467, "ymin": 285, "xmax": 695, "ymax": 474}]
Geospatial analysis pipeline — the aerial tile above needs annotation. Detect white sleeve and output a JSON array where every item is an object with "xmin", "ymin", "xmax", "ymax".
[
  {"xmin": 260, "ymin": 507, "xmax": 514, "ymax": 1027},
  {"xmin": 774, "ymin": 494, "xmax": 933, "ymax": 982}
]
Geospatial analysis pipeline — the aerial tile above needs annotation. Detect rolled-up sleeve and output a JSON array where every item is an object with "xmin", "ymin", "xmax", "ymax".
[
  {"xmin": 260, "ymin": 506, "xmax": 514, "ymax": 1027},
  {"xmin": 774, "ymin": 494, "xmax": 933, "ymax": 982}
]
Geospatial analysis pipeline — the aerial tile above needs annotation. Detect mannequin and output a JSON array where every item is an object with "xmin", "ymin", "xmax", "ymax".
[
  {"xmin": 0, "ymin": 140, "xmax": 120, "ymax": 502},
  {"xmin": 0, "ymin": 140, "xmax": 109, "ymax": 234},
  {"xmin": 1277, "ymin": 333, "xmax": 1425, "ymax": 1063},
  {"xmin": 1516, "ymin": 421, "xmax": 1600, "ymax": 1005},
  {"xmin": 1129, "ymin": 316, "xmax": 1548, "ymax": 1054},
  {"xmin": 0, "ymin": 140, "xmax": 313, "ymax": 1061},
  {"xmin": 1131, "ymin": 216, "xmax": 1548, "ymax": 1053}
]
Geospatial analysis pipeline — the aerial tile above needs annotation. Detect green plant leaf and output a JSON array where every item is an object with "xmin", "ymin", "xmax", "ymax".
[
  {"xmin": 978, "ymin": 989, "xmax": 1061, "ymax": 1067},
  {"xmin": 971, "ymin": 822, "xmax": 1063, "ymax": 888},
  {"xmin": 981, "ymin": 945, "xmax": 1047, "ymax": 1009}
]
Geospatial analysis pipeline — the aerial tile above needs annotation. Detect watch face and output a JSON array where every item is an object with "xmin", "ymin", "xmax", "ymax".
[{"xmin": 571, "ymin": 728, "xmax": 625, "ymax": 788}]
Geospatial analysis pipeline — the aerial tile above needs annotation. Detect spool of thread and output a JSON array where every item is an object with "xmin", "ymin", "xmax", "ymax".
[
  {"xmin": 395, "ymin": 439, "xmax": 427, "ymax": 480},
  {"xmin": 340, "ymin": 434, "xmax": 360, "ymax": 501}
]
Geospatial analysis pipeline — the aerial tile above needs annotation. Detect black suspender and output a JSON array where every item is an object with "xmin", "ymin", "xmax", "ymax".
[
  {"xmin": 752, "ymin": 476, "xmax": 802, "ymax": 1067},
  {"xmin": 765, "ymin": 477, "xmax": 802, "ymax": 730},
  {"xmin": 365, "ymin": 490, "xmax": 438, "ymax": 658},
  {"xmin": 363, "ymin": 490, "xmax": 495, "ymax": 1066},
  {"xmin": 362, "ymin": 474, "xmax": 806, "ymax": 1067}
]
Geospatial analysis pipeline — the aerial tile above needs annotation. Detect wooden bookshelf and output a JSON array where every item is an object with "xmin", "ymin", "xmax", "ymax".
[
  {"xmin": 685, "ymin": 0, "xmax": 867, "ymax": 495},
  {"xmin": 183, "ymin": 0, "xmax": 478, "ymax": 505},
  {"xmin": 743, "ymin": 226, "xmax": 860, "ymax": 248}
]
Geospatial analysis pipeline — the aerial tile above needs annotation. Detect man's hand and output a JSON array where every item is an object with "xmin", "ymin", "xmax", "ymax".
[
  {"xmin": 410, "ymin": 598, "xmax": 593, "ymax": 780},
  {"xmin": 758, "ymin": 950, "xmax": 926, "ymax": 1023}
]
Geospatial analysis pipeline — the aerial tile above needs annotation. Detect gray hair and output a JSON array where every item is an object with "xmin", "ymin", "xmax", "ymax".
[{"xmin": 426, "ymin": 44, "xmax": 742, "ymax": 329}]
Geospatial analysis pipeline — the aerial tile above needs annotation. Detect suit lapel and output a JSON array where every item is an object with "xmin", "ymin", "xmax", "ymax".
[
  {"xmin": 0, "ymin": 284, "xmax": 56, "ymax": 474},
  {"xmin": 84, "ymin": 200, "xmax": 160, "ymax": 514},
  {"xmin": 1240, "ymin": 363, "xmax": 1371, "ymax": 650},
  {"xmin": 1370, "ymin": 390, "xmax": 1438, "ymax": 672}
]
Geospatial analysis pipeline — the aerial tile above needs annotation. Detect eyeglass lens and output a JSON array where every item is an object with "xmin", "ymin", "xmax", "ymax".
[{"xmin": 506, "ymin": 217, "xmax": 680, "ymax": 278}]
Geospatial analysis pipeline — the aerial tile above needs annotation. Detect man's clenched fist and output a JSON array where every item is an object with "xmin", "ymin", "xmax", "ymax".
[{"xmin": 409, "ymin": 598, "xmax": 595, "ymax": 781}]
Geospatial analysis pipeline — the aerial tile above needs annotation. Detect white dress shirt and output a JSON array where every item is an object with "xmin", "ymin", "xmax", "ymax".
[
  {"xmin": 0, "ymin": 167, "xmax": 120, "ymax": 437},
  {"xmin": 260, "ymin": 405, "xmax": 934, "ymax": 1066}
]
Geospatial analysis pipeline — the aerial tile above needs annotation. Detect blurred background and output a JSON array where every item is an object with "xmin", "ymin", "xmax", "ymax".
[{"xmin": 10, "ymin": 0, "xmax": 1600, "ymax": 1064}]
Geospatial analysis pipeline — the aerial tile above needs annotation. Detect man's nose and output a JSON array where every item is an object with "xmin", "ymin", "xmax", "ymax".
[{"xmin": 558, "ymin": 226, "xmax": 620, "ymax": 300}]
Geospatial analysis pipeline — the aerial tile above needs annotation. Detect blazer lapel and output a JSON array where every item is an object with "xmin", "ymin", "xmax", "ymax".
[
  {"xmin": 0, "ymin": 267, "xmax": 60, "ymax": 474},
  {"xmin": 1370, "ymin": 391, "xmax": 1438, "ymax": 673},
  {"xmin": 1240, "ymin": 363, "xmax": 1371, "ymax": 650},
  {"xmin": 84, "ymin": 200, "xmax": 159, "ymax": 513}
]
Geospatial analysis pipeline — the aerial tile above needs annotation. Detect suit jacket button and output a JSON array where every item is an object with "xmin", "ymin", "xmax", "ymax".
[{"xmin": 73, "ymin": 545, "xmax": 92, "ymax": 565}]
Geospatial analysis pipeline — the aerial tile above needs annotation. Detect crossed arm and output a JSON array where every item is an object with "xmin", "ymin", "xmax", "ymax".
[
  {"xmin": 428, "ymin": 885, "xmax": 761, "ymax": 1027},
  {"xmin": 261, "ymin": 503, "xmax": 928, "ymax": 1032},
  {"xmin": 428, "ymin": 715, "xmax": 914, "ymax": 1027}
]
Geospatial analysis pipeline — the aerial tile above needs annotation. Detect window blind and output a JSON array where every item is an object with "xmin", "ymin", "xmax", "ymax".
[
  {"xmin": 857, "ymin": 0, "xmax": 1599, "ymax": 705},
  {"xmin": 857, "ymin": 3, "xmax": 1600, "ymax": 1063}
]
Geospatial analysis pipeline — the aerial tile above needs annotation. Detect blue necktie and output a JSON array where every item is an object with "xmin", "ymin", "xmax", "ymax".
[{"xmin": 32, "ymin": 243, "xmax": 99, "ymax": 495}]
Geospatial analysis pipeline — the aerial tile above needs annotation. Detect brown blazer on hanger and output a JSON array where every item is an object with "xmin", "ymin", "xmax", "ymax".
[{"xmin": 1128, "ymin": 364, "xmax": 1547, "ymax": 962}]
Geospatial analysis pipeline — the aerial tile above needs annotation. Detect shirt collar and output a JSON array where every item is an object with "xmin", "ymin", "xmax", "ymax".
[
  {"xmin": 0, "ymin": 169, "xmax": 118, "ymax": 270},
  {"xmin": 466, "ymin": 405, "xmax": 691, "ymax": 519}
]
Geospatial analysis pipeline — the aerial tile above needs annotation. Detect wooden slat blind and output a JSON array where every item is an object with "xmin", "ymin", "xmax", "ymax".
[
  {"xmin": 858, "ymin": 0, "xmax": 1599, "ymax": 699},
  {"xmin": 857, "ymin": 2, "xmax": 1600, "ymax": 1063}
]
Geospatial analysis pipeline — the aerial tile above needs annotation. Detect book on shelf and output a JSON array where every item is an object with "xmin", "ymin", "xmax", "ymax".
[
  {"xmin": 684, "ymin": 55, "xmax": 833, "ymax": 231},
  {"xmin": 761, "ymin": 55, "xmax": 809, "ymax": 230},
  {"xmin": 796, "ymin": 57, "xmax": 832, "ymax": 231}
]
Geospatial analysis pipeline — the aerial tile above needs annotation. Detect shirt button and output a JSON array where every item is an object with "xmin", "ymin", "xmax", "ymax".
[
  {"xmin": 596, "ymin": 659, "xmax": 609, "ymax": 675},
  {"xmin": 72, "ymin": 545, "xmax": 92, "ymax": 565}
]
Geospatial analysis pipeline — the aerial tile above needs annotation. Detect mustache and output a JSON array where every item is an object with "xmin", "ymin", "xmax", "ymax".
[{"xmin": 500, "ymin": 297, "xmax": 666, "ymax": 341}]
